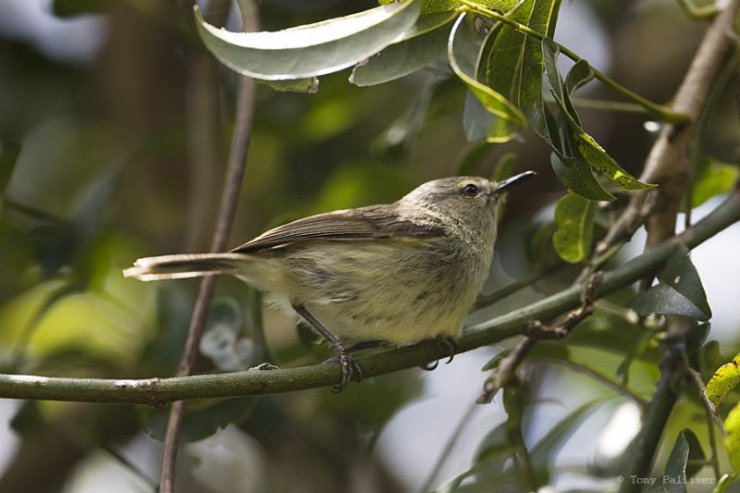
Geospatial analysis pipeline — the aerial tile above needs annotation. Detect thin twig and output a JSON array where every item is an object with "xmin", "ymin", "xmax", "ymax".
[
  {"xmin": 482, "ymin": 271, "xmax": 603, "ymax": 400},
  {"xmin": 159, "ymin": 2, "xmax": 259, "ymax": 491}
]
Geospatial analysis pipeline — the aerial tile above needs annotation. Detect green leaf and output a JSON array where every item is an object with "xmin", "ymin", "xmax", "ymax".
[
  {"xmin": 530, "ymin": 400, "xmax": 602, "ymax": 470},
  {"xmin": 576, "ymin": 132, "xmax": 655, "ymax": 191},
  {"xmin": 542, "ymin": 40, "xmax": 655, "ymax": 193},
  {"xmin": 682, "ymin": 429, "xmax": 705, "ymax": 478},
  {"xmin": 551, "ymin": 152, "xmax": 615, "ymax": 201},
  {"xmin": 140, "ymin": 398, "xmax": 256, "ymax": 443},
  {"xmin": 518, "ymin": 0, "xmax": 562, "ymax": 136},
  {"xmin": 474, "ymin": 422, "xmax": 519, "ymax": 462},
  {"xmin": 53, "ymin": 0, "xmax": 109, "ymax": 16},
  {"xmin": 416, "ymin": 0, "xmax": 520, "ymax": 15},
  {"xmin": 630, "ymin": 245, "xmax": 712, "ymax": 321},
  {"xmin": 705, "ymin": 353, "xmax": 740, "ymax": 407},
  {"xmin": 692, "ymin": 158, "xmax": 739, "ymax": 207},
  {"xmin": 448, "ymin": 13, "xmax": 527, "ymax": 142},
  {"xmin": 455, "ymin": 140, "xmax": 495, "ymax": 175},
  {"xmin": 552, "ymin": 191, "xmax": 596, "ymax": 263},
  {"xmin": 260, "ymin": 77, "xmax": 319, "ymax": 93},
  {"xmin": 350, "ymin": 12, "xmax": 455, "ymax": 86},
  {"xmin": 194, "ymin": 0, "xmax": 420, "ymax": 80},
  {"xmin": 664, "ymin": 431, "xmax": 690, "ymax": 493},
  {"xmin": 725, "ymin": 403, "xmax": 740, "ymax": 474}
]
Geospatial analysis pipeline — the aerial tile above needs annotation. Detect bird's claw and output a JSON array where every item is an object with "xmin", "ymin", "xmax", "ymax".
[{"xmin": 328, "ymin": 349, "xmax": 363, "ymax": 393}]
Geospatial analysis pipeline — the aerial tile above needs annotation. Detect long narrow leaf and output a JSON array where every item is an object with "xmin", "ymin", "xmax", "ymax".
[
  {"xmin": 194, "ymin": 0, "xmax": 420, "ymax": 80},
  {"xmin": 448, "ymin": 13, "xmax": 526, "ymax": 142}
]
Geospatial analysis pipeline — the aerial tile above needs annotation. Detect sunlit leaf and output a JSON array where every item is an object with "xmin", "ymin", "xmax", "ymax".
[
  {"xmin": 630, "ymin": 246, "xmax": 712, "ymax": 321},
  {"xmin": 576, "ymin": 133, "xmax": 655, "ymax": 191},
  {"xmin": 552, "ymin": 191, "xmax": 596, "ymax": 263},
  {"xmin": 725, "ymin": 403, "xmax": 740, "ymax": 474},
  {"xmin": 705, "ymin": 353, "xmax": 740, "ymax": 407},
  {"xmin": 350, "ymin": 12, "xmax": 456, "ymax": 86},
  {"xmin": 692, "ymin": 158, "xmax": 739, "ymax": 207},
  {"xmin": 389, "ymin": 0, "xmax": 520, "ymax": 15},
  {"xmin": 194, "ymin": 1, "xmax": 420, "ymax": 80}
]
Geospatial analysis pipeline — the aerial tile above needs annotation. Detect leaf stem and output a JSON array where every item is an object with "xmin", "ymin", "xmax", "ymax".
[{"xmin": 456, "ymin": 0, "xmax": 689, "ymax": 123}]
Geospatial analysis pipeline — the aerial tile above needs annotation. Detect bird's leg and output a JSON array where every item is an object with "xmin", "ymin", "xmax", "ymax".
[
  {"xmin": 420, "ymin": 335, "xmax": 458, "ymax": 371},
  {"xmin": 292, "ymin": 304, "xmax": 363, "ymax": 392}
]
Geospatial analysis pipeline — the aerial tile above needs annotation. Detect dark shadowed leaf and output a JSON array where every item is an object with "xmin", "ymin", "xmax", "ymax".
[
  {"xmin": 630, "ymin": 246, "xmax": 712, "ymax": 321},
  {"xmin": 140, "ymin": 398, "xmax": 257, "ymax": 443},
  {"xmin": 53, "ymin": 0, "xmax": 109, "ymax": 16},
  {"xmin": 663, "ymin": 431, "xmax": 690, "ymax": 493},
  {"xmin": 0, "ymin": 142, "xmax": 21, "ymax": 196},
  {"xmin": 681, "ymin": 429, "xmax": 705, "ymax": 478},
  {"xmin": 551, "ymin": 152, "xmax": 615, "ymax": 201},
  {"xmin": 552, "ymin": 191, "xmax": 596, "ymax": 263},
  {"xmin": 195, "ymin": 1, "xmax": 420, "ymax": 80}
]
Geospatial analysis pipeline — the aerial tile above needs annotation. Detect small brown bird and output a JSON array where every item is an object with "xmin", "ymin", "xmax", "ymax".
[{"xmin": 124, "ymin": 172, "xmax": 535, "ymax": 390}]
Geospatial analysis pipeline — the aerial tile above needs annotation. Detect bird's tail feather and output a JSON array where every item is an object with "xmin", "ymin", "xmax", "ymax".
[{"xmin": 123, "ymin": 253, "xmax": 251, "ymax": 281}]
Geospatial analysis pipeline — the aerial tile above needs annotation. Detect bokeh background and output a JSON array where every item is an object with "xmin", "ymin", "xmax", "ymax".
[{"xmin": 0, "ymin": 0, "xmax": 738, "ymax": 491}]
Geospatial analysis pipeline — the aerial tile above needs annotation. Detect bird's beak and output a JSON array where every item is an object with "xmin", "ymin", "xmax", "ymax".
[{"xmin": 492, "ymin": 170, "xmax": 536, "ymax": 193}]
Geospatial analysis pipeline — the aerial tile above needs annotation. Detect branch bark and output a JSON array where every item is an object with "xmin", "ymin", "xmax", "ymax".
[
  {"xmin": 613, "ymin": 2, "xmax": 740, "ymax": 490},
  {"xmin": 0, "ymin": 188, "xmax": 737, "ymax": 405},
  {"xmin": 160, "ymin": 2, "xmax": 259, "ymax": 492}
]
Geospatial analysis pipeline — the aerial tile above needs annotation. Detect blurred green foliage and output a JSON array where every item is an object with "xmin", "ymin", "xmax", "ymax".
[{"xmin": 0, "ymin": 0, "xmax": 738, "ymax": 492}]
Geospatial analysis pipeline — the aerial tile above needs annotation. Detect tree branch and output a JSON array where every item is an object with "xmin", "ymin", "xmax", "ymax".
[
  {"xmin": 160, "ymin": 2, "xmax": 259, "ymax": 491},
  {"xmin": 0, "ymin": 189, "xmax": 736, "ymax": 406}
]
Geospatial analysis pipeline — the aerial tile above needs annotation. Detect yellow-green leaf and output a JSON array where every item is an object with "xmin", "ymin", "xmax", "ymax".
[
  {"xmin": 706, "ymin": 353, "xmax": 740, "ymax": 407},
  {"xmin": 576, "ymin": 133, "xmax": 656, "ymax": 191},
  {"xmin": 552, "ymin": 192, "xmax": 596, "ymax": 263},
  {"xmin": 725, "ymin": 403, "xmax": 740, "ymax": 474}
]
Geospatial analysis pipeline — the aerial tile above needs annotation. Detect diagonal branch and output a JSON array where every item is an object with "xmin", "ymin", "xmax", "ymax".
[{"xmin": 0, "ymin": 188, "xmax": 736, "ymax": 406}]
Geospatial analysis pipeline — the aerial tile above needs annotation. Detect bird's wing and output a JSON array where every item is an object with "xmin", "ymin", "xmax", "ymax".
[{"xmin": 231, "ymin": 205, "xmax": 445, "ymax": 253}]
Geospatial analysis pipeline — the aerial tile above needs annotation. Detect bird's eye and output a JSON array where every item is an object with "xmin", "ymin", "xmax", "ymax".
[{"xmin": 461, "ymin": 183, "xmax": 479, "ymax": 197}]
